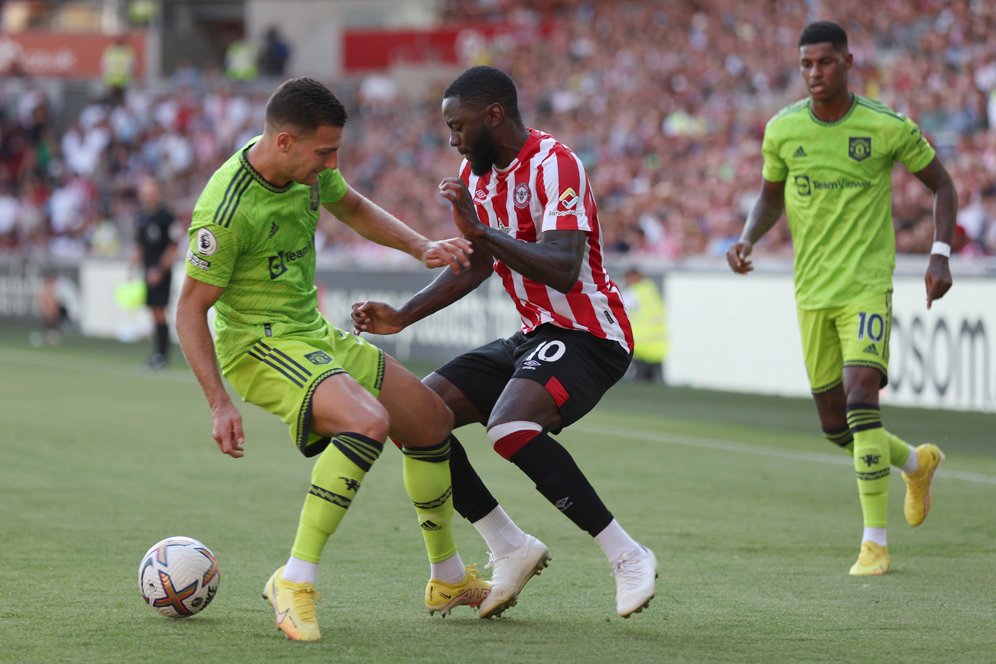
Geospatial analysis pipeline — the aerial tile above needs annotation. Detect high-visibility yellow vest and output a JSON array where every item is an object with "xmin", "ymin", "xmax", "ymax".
[
  {"xmin": 102, "ymin": 43, "xmax": 135, "ymax": 87},
  {"xmin": 628, "ymin": 278, "xmax": 667, "ymax": 363},
  {"xmin": 226, "ymin": 41, "xmax": 258, "ymax": 81}
]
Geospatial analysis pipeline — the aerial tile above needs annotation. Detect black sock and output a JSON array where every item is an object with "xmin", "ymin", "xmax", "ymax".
[
  {"xmin": 154, "ymin": 322, "xmax": 169, "ymax": 359},
  {"xmin": 509, "ymin": 433, "xmax": 613, "ymax": 536},
  {"xmin": 448, "ymin": 434, "xmax": 499, "ymax": 523}
]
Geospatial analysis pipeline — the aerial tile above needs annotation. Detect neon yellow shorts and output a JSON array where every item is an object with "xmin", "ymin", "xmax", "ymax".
[
  {"xmin": 222, "ymin": 319, "xmax": 385, "ymax": 457},
  {"xmin": 796, "ymin": 290, "xmax": 892, "ymax": 394}
]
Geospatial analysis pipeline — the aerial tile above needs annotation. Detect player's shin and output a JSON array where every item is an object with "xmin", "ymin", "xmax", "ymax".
[
  {"xmin": 500, "ymin": 430, "xmax": 613, "ymax": 537},
  {"xmin": 290, "ymin": 432, "xmax": 383, "ymax": 565},
  {"xmin": 847, "ymin": 405, "xmax": 891, "ymax": 535},
  {"xmin": 401, "ymin": 438, "xmax": 461, "ymax": 577},
  {"xmin": 448, "ymin": 434, "xmax": 500, "ymax": 522}
]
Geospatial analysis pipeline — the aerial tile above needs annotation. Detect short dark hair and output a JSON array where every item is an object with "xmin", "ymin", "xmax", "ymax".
[
  {"xmin": 798, "ymin": 21, "xmax": 848, "ymax": 52},
  {"xmin": 443, "ymin": 66, "xmax": 521, "ymax": 122},
  {"xmin": 265, "ymin": 77, "xmax": 347, "ymax": 133}
]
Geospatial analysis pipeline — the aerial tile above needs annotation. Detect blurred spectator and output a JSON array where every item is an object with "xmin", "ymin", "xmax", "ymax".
[
  {"xmin": 128, "ymin": 0, "xmax": 156, "ymax": 26},
  {"xmin": 4, "ymin": 0, "xmax": 995, "ymax": 263},
  {"xmin": 32, "ymin": 267, "xmax": 79, "ymax": 347},
  {"xmin": 258, "ymin": 26, "xmax": 291, "ymax": 78},
  {"xmin": 621, "ymin": 267, "xmax": 667, "ymax": 383},
  {"xmin": 225, "ymin": 37, "xmax": 258, "ymax": 82},
  {"xmin": 0, "ymin": 34, "xmax": 26, "ymax": 76},
  {"xmin": 101, "ymin": 34, "xmax": 136, "ymax": 103},
  {"xmin": 952, "ymin": 224, "xmax": 985, "ymax": 257}
]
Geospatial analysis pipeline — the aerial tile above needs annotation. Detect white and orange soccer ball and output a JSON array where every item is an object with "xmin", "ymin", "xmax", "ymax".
[{"xmin": 138, "ymin": 536, "xmax": 220, "ymax": 618}]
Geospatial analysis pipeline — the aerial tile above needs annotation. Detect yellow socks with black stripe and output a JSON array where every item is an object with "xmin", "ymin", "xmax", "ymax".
[
  {"xmin": 402, "ymin": 438, "xmax": 463, "ymax": 582},
  {"xmin": 846, "ymin": 404, "xmax": 890, "ymax": 539},
  {"xmin": 824, "ymin": 426, "xmax": 914, "ymax": 470},
  {"xmin": 887, "ymin": 431, "xmax": 915, "ymax": 472},
  {"xmin": 823, "ymin": 427, "xmax": 855, "ymax": 453},
  {"xmin": 289, "ymin": 433, "xmax": 383, "ymax": 570}
]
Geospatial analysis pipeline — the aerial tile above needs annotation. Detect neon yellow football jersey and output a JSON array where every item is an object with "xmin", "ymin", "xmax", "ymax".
[
  {"xmin": 185, "ymin": 137, "xmax": 348, "ymax": 368},
  {"xmin": 761, "ymin": 94, "xmax": 935, "ymax": 309}
]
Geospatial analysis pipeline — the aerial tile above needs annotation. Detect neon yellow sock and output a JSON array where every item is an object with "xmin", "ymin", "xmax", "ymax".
[
  {"xmin": 823, "ymin": 427, "xmax": 854, "ymax": 453},
  {"xmin": 291, "ymin": 433, "xmax": 383, "ymax": 563},
  {"xmin": 402, "ymin": 439, "xmax": 457, "ymax": 563},
  {"xmin": 885, "ymin": 430, "xmax": 912, "ymax": 467},
  {"xmin": 825, "ymin": 426, "xmax": 911, "ymax": 468},
  {"xmin": 847, "ymin": 406, "xmax": 890, "ymax": 528}
]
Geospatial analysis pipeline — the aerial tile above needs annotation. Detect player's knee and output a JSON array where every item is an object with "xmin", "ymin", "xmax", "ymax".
[
  {"xmin": 843, "ymin": 368, "xmax": 883, "ymax": 404},
  {"xmin": 844, "ymin": 381, "xmax": 879, "ymax": 406},
  {"xmin": 818, "ymin": 413, "xmax": 848, "ymax": 431},
  {"xmin": 486, "ymin": 420, "xmax": 543, "ymax": 460},
  {"xmin": 345, "ymin": 407, "xmax": 390, "ymax": 442},
  {"xmin": 429, "ymin": 391, "xmax": 455, "ymax": 432},
  {"xmin": 312, "ymin": 400, "xmax": 389, "ymax": 443}
]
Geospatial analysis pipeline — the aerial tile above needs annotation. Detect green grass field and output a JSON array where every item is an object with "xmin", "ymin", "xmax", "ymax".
[{"xmin": 1, "ymin": 328, "xmax": 994, "ymax": 663}]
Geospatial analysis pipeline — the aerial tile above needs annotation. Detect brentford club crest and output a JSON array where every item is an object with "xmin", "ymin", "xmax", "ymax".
[{"xmin": 513, "ymin": 183, "xmax": 531, "ymax": 209}]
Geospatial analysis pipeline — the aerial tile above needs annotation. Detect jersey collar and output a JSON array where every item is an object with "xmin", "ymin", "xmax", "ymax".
[{"xmin": 239, "ymin": 140, "xmax": 294, "ymax": 194}]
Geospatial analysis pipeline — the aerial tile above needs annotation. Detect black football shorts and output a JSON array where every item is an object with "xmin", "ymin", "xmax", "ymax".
[{"xmin": 434, "ymin": 323, "xmax": 632, "ymax": 431}]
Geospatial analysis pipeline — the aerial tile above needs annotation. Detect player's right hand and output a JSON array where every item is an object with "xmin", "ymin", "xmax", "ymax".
[
  {"xmin": 422, "ymin": 237, "xmax": 473, "ymax": 273},
  {"xmin": 726, "ymin": 241, "xmax": 754, "ymax": 274},
  {"xmin": 211, "ymin": 401, "xmax": 245, "ymax": 458},
  {"xmin": 351, "ymin": 300, "xmax": 405, "ymax": 336}
]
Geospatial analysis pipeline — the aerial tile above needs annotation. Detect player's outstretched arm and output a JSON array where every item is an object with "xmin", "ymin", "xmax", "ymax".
[
  {"xmin": 324, "ymin": 186, "xmax": 472, "ymax": 273},
  {"xmin": 175, "ymin": 276, "xmax": 245, "ymax": 458},
  {"xmin": 727, "ymin": 178, "xmax": 785, "ymax": 275},
  {"xmin": 352, "ymin": 238, "xmax": 494, "ymax": 336},
  {"xmin": 912, "ymin": 156, "xmax": 957, "ymax": 309},
  {"xmin": 439, "ymin": 177, "xmax": 585, "ymax": 293}
]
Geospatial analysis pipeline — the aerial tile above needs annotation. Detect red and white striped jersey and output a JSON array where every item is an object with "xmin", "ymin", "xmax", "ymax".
[{"xmin": 459, "ymin": 128, "xmax": 633, "ymax": 352}]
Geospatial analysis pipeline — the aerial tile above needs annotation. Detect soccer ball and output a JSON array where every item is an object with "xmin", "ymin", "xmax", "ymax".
[{"xmin": 138, "ymin": 536, "xmax": 220, "ymax": 618}]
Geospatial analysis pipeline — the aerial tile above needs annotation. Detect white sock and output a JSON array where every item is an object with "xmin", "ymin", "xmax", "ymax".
[
  {"xmin": 283, "ymin": 556, "xmax": 318, "ymax": 583},
  {"xmin": 594, "ymin": 519, "xmax": 641, "ymax": 563},
  {"xmin": 862, "ymin": 527, "xmax": 888, "ymax": 547},
  {"xmin": 430, "ymin": 552, "xmax": 467, "ymax": 585},
  {"xmin": 900, "ymin": 445, "xmax": 919, "ymax": 474},
  {"xmin": 472, "ymin": 505, "xmax": 527, "ymax": 556}
]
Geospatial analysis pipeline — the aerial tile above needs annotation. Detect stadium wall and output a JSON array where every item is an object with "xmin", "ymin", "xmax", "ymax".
[
  {"xmin": 3, "ymin": 256, "xmax": 993, "ymax": 413},
  {"xmin": 666, "ymin": 270, "xmax": 996, "ymax": 413}
]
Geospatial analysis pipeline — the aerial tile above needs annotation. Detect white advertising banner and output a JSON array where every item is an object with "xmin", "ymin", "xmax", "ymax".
[
  {"xmin": 665, "ymin": 271, "xmax": 996, "ymax": 412},
  {"xmin": 72, "ymin": 258, "xmax": 995, "ymax": 412}
]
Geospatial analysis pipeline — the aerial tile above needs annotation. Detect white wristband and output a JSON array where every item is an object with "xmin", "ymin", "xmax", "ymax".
[{"xmin": 930, "ymin": 241, "xmax": 951, "ymax": 258}]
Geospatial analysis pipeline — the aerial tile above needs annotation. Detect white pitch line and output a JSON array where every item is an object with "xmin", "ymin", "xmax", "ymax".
[
  {"xmin": 575, "ymin": 422, "xmax": 996, "ymax": 485},
  {"xmin": 0, "ymin": 347, "xmax": 196, "ymax": 384}
]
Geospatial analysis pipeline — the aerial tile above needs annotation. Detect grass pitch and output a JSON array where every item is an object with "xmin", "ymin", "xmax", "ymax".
[{"xmin": 1, "ymin": 328, "xmax": 993, "ymax": 663}]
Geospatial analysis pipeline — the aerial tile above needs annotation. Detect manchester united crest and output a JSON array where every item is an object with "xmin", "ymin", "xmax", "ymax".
[{"xmin": 848, "ymin": 137, "xmax": 871, "ymax": 162}]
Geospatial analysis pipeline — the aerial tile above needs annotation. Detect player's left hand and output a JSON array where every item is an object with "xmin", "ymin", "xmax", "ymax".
[
  {"xmin": 925, "ymin": 254, "xmax": 953, "ymax": 309},
  {"xmin": 439, "ymin": 177, "xmax": 486, "ymax": 240},
  {"xmin": 421, "ymin": 237, "xmax": 473, "ymax": 272},
  {"xmin": 726, "ymin": 241, "xmax": 754, "ymax": 274},
  {"xmin": 351, "ymin": 300, "xmax": 405, "ymax": 335}
]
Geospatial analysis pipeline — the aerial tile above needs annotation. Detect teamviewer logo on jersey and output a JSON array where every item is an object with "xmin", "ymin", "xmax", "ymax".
[
  {"xmin": 268, "ymin": 254, "xmax": 287, "ymax": 279},
  {"xmin": 794, "ymin": 175, "xmax": 812, "ymax": 197}
]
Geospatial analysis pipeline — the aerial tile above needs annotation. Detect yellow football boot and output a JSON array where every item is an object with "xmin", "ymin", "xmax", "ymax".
[
  {"xmin": 849, "ymin": 542, "xmax": 890, "ymax": 576},
  {"xmin": 425, "ymin": 565, "xmax": 491, "ymax": 617},
  {"xmin": 902, "ymin": 444, "xmax": 944, "ymax": 527},
  {"xmin": 262, "ymin": 566, "xmax": 321, "ymax": 641}
]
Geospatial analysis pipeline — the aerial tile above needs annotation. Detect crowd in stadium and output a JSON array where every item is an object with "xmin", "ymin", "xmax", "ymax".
[{"xmin": 1, "ymin": 0, "xmax": 994, "ymax": 262}]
